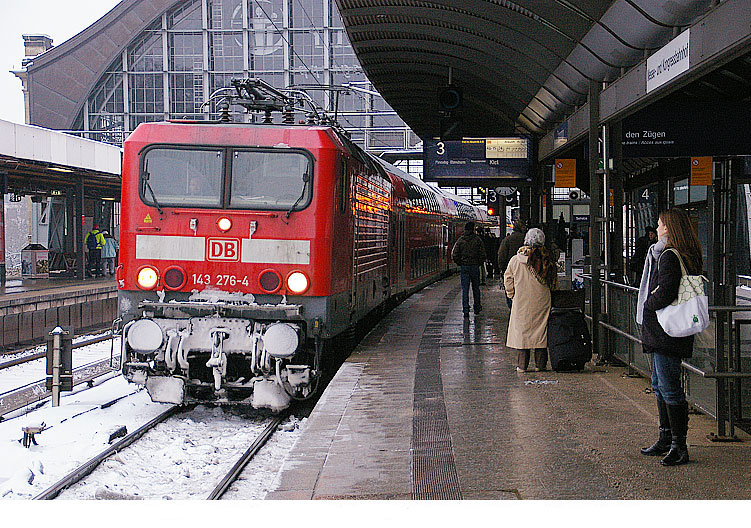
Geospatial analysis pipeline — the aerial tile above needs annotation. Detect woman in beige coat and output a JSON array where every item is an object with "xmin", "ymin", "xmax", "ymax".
[{"xmin": 504, "ymin": 228, "xmax": 559, "ymax": 372}]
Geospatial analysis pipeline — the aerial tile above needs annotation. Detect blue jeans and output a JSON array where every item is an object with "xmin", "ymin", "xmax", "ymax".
[
  {"xmin": 460, "ymin": 265, "xmax": 481, "ymax": 314},
  {"xmin": 650, "ymin": 352, "xmax": 686, "ymax": 405}
]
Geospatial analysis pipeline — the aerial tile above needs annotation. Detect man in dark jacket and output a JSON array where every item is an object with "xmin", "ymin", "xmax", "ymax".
[
  {"xmin": 483, "ymin": 231, "xmax": 500, "ymax": 278},
  {"xmin": 630, "ymin": 226, "xmax": 657, "ymax": 282},
  {"xmin": 452, "ymin": 221, "xmax": 486, "ymax": 317},
  {"xmin": 497, "ymin": 220, "xmax": 526, "ymax": 308}
]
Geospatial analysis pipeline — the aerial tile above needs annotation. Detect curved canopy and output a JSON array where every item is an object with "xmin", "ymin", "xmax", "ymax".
[{"xmin": 335, "ymin": 0, "xmax": 713, "ymax": 138}]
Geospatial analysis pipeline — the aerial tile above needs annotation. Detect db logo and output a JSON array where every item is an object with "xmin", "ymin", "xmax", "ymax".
[{"xmin": 207, "ymin": 238, "xmax": 240, "ymax": 261}]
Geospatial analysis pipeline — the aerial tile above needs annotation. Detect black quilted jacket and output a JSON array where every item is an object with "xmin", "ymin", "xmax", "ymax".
[{"xmin": 641, "ymin": 250, "xmax": 694, "ymax": 358}]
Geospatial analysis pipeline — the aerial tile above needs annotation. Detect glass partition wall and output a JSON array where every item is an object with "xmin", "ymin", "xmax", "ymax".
[{"xmin": 72, "ymin": 0, "xmax": 419, "ymax": 155}]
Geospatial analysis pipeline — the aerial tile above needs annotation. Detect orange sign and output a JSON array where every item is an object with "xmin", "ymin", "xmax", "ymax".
[
  {"xmin": 554, "ymin": 159, "xmax": 576, "ymax": 188},
  {"xmin": 690, "ymin": 157, "xmax": 712, "ymax": 186}
]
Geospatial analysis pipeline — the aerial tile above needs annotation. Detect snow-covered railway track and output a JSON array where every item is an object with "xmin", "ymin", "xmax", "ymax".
[
  {"xmin": 0, "ymin": 332, "xmax": 115, "ymax": 372},
  {"xmin": 45, "ymin": 406, "xmax": 299, "ymax": 500},
  {"xmin": 34, "ymin": 405, "xmax": 181, "ymax": 500},
  {"xmin": 0, "ymin": 357, "xmax": 121, "ymax": 420},
  {"xmin": 207, "ymin": 412, "xmax": 287, "ymax": 499}
]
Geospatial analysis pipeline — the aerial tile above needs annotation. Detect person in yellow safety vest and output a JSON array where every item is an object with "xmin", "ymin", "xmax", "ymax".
[{"xmin": 85, "ymin": 224, "xmax": 107, "ymax": 278}]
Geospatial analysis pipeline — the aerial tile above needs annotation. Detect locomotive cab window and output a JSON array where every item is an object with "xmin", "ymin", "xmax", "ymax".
[
  {"xmin": 140, "ymin": 147, "xmax": 223, "ymax": 208},
  {"xmin": 230, "ymin": 150, "xmax": 312, "ymax": 211},
  {"xmin": 138, "ymin": 146, "xmax": 312, "ymax": 211}
]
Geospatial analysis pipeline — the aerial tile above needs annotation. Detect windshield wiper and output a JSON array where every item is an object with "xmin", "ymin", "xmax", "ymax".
[
  {"xmin": 142, "ymin": 160, "xmax": 163, "ymax": 214},
  {"xmin": 285, "ymin": 173, "xmax": 310, "ymax": 220}
]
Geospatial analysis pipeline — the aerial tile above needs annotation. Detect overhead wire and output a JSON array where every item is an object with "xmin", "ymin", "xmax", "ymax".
[{"xmin": 253, "ymin": 0, "xmax": 397, "ymax": 149}]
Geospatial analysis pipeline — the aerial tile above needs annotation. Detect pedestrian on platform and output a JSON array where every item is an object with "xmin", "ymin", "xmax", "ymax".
[
  {"xmin": 497, "ymin": 219, "xmax": 526, "ymax": 308},
  {"xmin": 504, "ymin": 228, "xmax": 558, "ymax": 372},
  {"xmin": 630, "ymin": 226, "xmax": 658, "ymax": 283},
  {"xmin": 478, "ymin": 227, "xmax": 487, "ymax": 285},
  {"xmin": 483, "ymin": 230, "xmax": 499, "ymax": 278},
  {"xmin": 101, "ymin": 230, "xmax": 119, "ymax": 276},
  {"xmin": 85, "ymin": 224, "xmax": 106, "ymax": 278},
  {"xmin": 451, "ymin": 221, "xmax": 486, "ymax": 318},
  {"xmin": 637, "ymin": 208, "xmax": 702, "ymax": 467}
]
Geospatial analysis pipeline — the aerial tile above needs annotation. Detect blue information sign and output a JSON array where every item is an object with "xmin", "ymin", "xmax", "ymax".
[{"xmin": 423, "ymin": 137, "xmax": 532, "ymax": 185}]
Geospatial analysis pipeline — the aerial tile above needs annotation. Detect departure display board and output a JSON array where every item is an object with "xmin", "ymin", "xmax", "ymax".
[{"xmin": 423, "ymin": 137, "xmax": 532, "ymax": 186}]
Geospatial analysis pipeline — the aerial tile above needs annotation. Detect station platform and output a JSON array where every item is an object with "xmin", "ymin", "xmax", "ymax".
[
  {"xmin": 0, "ymin": 276, "xmax": 117, "ymax": 351},
  {"xmin": 268, "ymin": 274, "xmax": 751, "ymax": 500}
]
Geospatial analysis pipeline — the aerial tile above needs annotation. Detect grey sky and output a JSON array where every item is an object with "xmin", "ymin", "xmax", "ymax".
[{"xmin": 0, "ymin": 0, "xmax": 121, "ymax": 125}]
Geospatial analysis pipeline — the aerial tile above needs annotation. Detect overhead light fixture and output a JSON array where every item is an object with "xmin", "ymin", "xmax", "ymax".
[
  {"xmin": 49, "ymin": 166, "xmax": 74, "ymax": 173},
  {"xmin": 50, "ymin": 190, "xmax": 63, "ymax": 196}
]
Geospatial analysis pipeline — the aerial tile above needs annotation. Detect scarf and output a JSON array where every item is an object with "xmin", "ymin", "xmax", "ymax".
[{"xmin": 636, "ymin": 236, "xmax": 666, "ymax": 324}]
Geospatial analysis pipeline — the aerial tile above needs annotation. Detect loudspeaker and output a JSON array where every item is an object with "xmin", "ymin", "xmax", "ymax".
[{"xmin": 438, "ymin": 85, "xmax": 463, "ymax": 112}]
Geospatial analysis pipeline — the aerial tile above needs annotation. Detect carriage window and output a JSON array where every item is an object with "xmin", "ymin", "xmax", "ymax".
[
  {"xmin": 141, "ymin": 148, "xmax": 223, "ymax": 208},
  {"xmin": 230, "ymin": 150, "xmax": 312, "ymax": 210}
]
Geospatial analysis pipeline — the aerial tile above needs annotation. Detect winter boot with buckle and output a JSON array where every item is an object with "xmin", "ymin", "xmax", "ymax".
[
  {"xmin": 641, "ymin": 398, "xmax": 671, "ymax": 456},
  {"xmin": 661, "ymin": 402, "xmax": 690, "ymax": 466}
]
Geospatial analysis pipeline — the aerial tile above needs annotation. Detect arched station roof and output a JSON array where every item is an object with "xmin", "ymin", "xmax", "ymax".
[
  {"xmin": 25, "ymin": 0, "xmax": 180, "ymax": 131},
  {"xmin": 334, "ymin": 0, "xmax": 714, "ymax": 138}
]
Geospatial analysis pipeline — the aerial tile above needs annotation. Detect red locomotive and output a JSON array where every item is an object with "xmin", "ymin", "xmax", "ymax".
[{"xmin": 118, "ymin": 79, "xmax": 489, "ymax": 411}]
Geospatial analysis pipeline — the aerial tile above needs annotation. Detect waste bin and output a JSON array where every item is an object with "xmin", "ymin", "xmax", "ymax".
[{"xmin": 21, "ymin": 244, "xmax": 49, "ymax": 279}]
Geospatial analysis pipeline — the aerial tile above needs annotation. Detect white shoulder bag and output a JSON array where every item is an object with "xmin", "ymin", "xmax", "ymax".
[{"xmin": 655, "ymin": 248, "xmax": 709, "ymax": 337}]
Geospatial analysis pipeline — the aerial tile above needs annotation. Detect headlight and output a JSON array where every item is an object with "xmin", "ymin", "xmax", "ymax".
[
  {"xmin": 217, "ymin": 216, "xmax": 232, "ymax": 232},
  {"xmin": 263, "ymin": 323, "xmax": 299, "ymax": 358},
  {"xmin": 286, "ymin": 271, "xmax": 309, "ymax": 294},
  {"xmin": 127, "ymin": 319, "xmax": 164, "ymax": 354},
  {"xmin": 137, "ymin": 266, "xmax": 159, "ymax": 290}
]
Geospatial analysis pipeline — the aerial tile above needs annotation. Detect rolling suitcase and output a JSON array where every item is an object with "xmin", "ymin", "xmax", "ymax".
[{"xmin": 547, "ymin": 306, "xmax": 592, "ymax": 372}]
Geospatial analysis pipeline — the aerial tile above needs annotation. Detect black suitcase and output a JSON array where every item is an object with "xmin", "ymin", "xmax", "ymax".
[{"xmin": 547, "ymin": 308, "xmax": 592, "ymax": 371}]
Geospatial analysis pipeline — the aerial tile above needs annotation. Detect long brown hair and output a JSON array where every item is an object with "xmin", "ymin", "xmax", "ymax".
[
  {"xmin": 528, "ymin": 246, "xmax": 558, "ymax": 288},
  {"xmin": 660, "ymin": 208, "xmax": 703, "ymax": 275}
]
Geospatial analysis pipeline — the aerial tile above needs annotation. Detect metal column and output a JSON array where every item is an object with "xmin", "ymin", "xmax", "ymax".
[
  {"xmin": 0, "ymin": 173, "xmax": 6, "ymax": 286},
  {"xmin": 588, "ymin": 81, "xmax": 602, "ymax": 359},
  {"xmin": 611, "ymin": 121, "xmax": 624, "ymax": 280},
  {"xmin": 75, "ymin": 178, "xmax": 85, "ymax": 280}
]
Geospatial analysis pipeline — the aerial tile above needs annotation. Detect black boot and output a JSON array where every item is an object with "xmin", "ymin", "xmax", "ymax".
[
  {"xmin": 641, "ymin": 399, "xmax": 671, "ymax": 456},
  {"xmin": 661, "ymin": 402, "xmax": 690, "ymax": 466}
]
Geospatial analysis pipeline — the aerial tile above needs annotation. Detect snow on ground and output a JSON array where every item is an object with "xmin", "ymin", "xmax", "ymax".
[
  {"xmin": 0, "ymin": 376, "xmax": 168, "ymax": 499},
  {"xmin": 58, "ymin": 407, "xmax": 304, "ymax": 500},
  {"xmin": 0, "ymin": 330, "xmax": 307, "ymax": 501},
  {"xmin": 0, "ymin": 336, "xmax": 120, "ymax": 394}
]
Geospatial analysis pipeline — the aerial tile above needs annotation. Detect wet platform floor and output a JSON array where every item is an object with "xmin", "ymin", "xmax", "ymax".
[{"xmin": 267, "ymin": 274, "xmax": 751, "ymax": 500}]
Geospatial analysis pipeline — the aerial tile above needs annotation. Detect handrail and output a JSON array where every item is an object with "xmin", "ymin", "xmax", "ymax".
[
  {"xmin": 581, "ymin": 274, "xmax": 638, "ymax": 292},
  {"xmin": 581, "ymin": 273, "xmax": 751, "ymax": 312},
  {"xmin": 680, "ymin": 361, "xmax": 751, "ymax": 379}
]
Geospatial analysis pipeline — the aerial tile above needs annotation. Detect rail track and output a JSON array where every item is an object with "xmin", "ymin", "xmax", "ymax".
[
  {"xmin": 0, "ymin": 356, "xmax": 121, "ymax": 421},
  {"xmin": 34, "ymin": 406, "xmax": 289, "ymax": 500},
  {"xmin": 34, "ymin": 405, "xmax": 181, "ymax": 500},
  {"xmin": 0, "ymin": 331, "xmax": 115, "ymax": 371},
  {"xmin": 207, "ymin": 412, "xmax": 287, "ymax": 499}
]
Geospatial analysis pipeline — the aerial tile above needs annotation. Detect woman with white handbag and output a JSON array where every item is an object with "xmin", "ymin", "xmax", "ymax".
[{"xmin": 636, "ymin": 208, "xmax": 704, "ymax": 467}]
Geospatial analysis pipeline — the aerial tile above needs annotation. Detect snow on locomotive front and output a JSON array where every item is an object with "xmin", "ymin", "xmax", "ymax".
[{"xmin": 118, "ymin": 121, "xmax": 343, "ymax": 411}]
